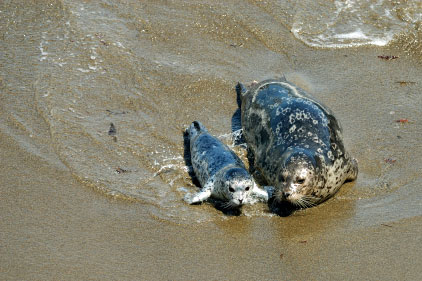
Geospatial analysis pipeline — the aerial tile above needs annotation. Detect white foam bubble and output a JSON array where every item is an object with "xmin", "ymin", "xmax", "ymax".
[
  {"xmin": 333, "ymin": 29, "xmax": 367, "ymax": 39},
  {"xmin": 291, "ymin": 0, "xmax": 414, "ymax": 48}
]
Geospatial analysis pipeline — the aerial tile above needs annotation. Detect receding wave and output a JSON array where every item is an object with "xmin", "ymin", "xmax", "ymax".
[{"xmin": 291, "ymin": 0, "xmax": 422, "ymax": 48}]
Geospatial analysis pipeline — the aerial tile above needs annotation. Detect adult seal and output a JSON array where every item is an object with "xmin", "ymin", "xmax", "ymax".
[
  {"xmin": 184, "ymin": 121, "xmax": 268, "ymax": 211},
  {"xmin": 237, "ymin": 78, "xmax": 358, "ymax": 213}
]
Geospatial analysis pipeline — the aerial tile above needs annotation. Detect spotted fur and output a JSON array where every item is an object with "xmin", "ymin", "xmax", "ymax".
[
  {"xmin": 238, "ymin": 78, "xmax": 358, "ymax": 209},
  {"xmin": 184, "ymin": 121, "xmax": 268, "ymax": 209}
]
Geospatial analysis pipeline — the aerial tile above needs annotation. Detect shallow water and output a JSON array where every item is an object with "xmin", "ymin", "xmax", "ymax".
[
  {"xmin": 30, "ymin": 0, "xmax": 422, "ymax": 224},
  {"xmin": 1, "ymin": 0, "xmax": 422, "ymax": 279},
  {"xmin": 292, "ymin": 0, "xmax": 422, "ymax": 48}
]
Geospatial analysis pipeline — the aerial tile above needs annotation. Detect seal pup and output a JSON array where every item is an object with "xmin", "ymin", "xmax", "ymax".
[
  {"xmin": 237, "ymin": 78, "xmax": 358, "ymax": 214},
  {"xmin": 184, "ymin": 121, "xmax": 268, "ymax": 212}
]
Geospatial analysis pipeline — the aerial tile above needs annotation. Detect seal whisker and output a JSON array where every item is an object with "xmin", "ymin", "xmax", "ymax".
[
  {"xmin": 298, "ymin": 195, "xmax": 317, "ymax": 208},
  {"xmin": 302, "ymin": 195, "xmax": 318, "ymax": 205},
  {"xmin": 220, "ymin": 200, "xmax": 240, "ymax": 211},
  {"xmin": 301, "ymin": 199, "xmax": 313, "ymax": 208},
  {"xmin": 295, "ymin": 199, "xmax": 306, "ymax": 209},
  {"xmin": 221, "ymin": 201, "xmax": 233, "ymax": 210}
]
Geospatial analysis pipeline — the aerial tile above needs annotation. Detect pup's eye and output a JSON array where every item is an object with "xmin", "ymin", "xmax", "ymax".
[
  {"xmin": 296, "ymin": 178, "xmax": 305, "ymax": 184},
  {"xmin": 229, "ymin": 187, "xmax": 235, "ymax": 192},
  {"xmin": 245, "ymin": 186, "xmax": 250, "ymax": 191}
]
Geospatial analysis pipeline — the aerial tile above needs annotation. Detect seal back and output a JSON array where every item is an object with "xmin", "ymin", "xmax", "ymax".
[{"xmin": 239, "ymin": 79, "xmax": 358, "ymax": 211}]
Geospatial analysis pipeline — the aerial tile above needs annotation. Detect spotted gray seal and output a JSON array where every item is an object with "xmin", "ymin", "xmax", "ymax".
[
  {"xmin": 184, "ymin": 121, "xmax": 268, "ymax": 211},
  {"xmin": 237, "ymin": 78, "xmax": 358, "ymax": 213}
]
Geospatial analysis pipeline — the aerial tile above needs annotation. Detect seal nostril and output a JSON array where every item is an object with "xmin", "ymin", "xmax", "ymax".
[
  {"xmin": 282, "ymin": 192, "xmax": 291, "ymax": 199},
  {"xmin": 238, "ymin": 199, "xmax": 243, "ymax": 204}
]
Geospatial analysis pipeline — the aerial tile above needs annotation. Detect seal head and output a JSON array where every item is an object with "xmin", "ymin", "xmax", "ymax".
[
  {"xmin": 271, "ymin": 149, "xmax": 325, "ymax": 209},
  {"xmin": 215, "ymin": 167, "xmax": 255, "ymax": 208}
]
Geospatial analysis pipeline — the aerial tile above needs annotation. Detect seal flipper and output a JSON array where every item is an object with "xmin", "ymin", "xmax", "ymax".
[
  {"xmin": 184, "ymin": 179, "xmax": 214, "ymax": 204},
  {"xmin": 346, "ymin": 158, "xmax": 358, "ymax": 182},
  {"xmin": 187, "ymin": 120, "xmax": 208, "ymax": 141},
  {"xmin": 232, "ymin": 83, "xmax": 247, "ymax": 145},
  {"xmin": 235, "ymin": 82, "xmax": 247, "ymax": 108},
  {"xmin": 249, "ymin": 183, "xmax": 270, "ymax": 202}
]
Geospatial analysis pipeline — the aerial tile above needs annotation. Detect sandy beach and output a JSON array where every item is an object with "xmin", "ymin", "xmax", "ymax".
[{"xmin": 1, "ymin": 1, "xmax": 421, "ymax": 280}]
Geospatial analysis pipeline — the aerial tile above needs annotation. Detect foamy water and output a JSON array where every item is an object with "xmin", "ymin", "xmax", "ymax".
[{"xmin": 292, "ymin": 0, "xmax": 422, "ymax": 48}]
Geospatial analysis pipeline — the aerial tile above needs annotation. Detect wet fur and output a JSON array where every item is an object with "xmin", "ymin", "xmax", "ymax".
[
  {"xmin": 184, "ymin": 121, "xmax": 268, "ymax": 212},
  {"xmin": 238, "ymin": 78, "xmax": 358, "ymax": 213}
]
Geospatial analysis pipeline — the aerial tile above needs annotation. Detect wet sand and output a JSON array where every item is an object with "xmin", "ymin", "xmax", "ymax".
[
  {"xmin": 2, "ymin": 126, "xmax": 422, "ymax": 280},
  {"xmin": 1, "ymin": 1, "xmax": 422, "ymax": 280}
]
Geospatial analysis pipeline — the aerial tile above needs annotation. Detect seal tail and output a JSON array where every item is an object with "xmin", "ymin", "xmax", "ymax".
[
  {"xmin": 186, "ymin": 121, "xmax": 207, "ymax": 140},
  {"xmin": 235, "ymin": 82, "xmax": 247, "ymax": 108},
  {"xmin": 232, "ymin": 83, "xmax": 246, "ymax": 144}
]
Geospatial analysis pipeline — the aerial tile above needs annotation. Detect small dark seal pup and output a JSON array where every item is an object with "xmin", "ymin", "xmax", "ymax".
[
  {"xmin": 237, "ymin": 78, "xmax": 358, "ymax": 213},
  {"xmin": 184, "ymin": 121, "xmax": 268, "ymax": 210}
]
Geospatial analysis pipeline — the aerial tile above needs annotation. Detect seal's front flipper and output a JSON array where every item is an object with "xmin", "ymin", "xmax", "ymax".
[
  {"xmin": 184, "ymin": 191, "xmax": 211, "ymax": 204},
  {"xmin": 346, "ymin": 158, "xmax": 358, "ymax": 182},
  {"xmin": 263, "ymin": 186, "xmax": 275, "ymax": 199},
  {"xmin": 184, "ymin": 180, "xmax": 214, "ymax": 205},
  {"xmin": 250, "ymin": 184, "xmax": 269, "ymax": 202}
]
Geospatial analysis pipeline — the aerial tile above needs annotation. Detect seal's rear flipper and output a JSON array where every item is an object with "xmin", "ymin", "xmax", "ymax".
[
  {"xmin": 235, "ymin": 82, "xmax": 247, "ymax": 108},
  {"xmin": 187, "ymin": 120, "xmax": 208, "ymax": 139},
  {"xmin": 232, "ymin": 83, "xmax": 247, "ymax": 145}
]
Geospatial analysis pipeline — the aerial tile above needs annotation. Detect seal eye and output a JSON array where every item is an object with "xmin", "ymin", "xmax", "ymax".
[
  {"xmin": 296, "ymin": 178, "xmax": 305, "ymax": 184},
  {"xmin": 229, "ymin": 187, "xmax": 235, "ymax": 192},
  {"xmin": 245, "ymin": 186, "xmax": 250, "ymax": 191}
]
